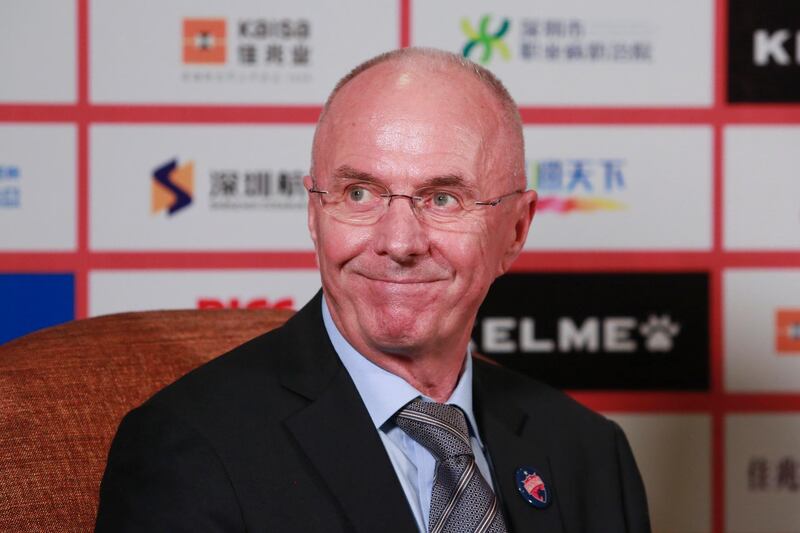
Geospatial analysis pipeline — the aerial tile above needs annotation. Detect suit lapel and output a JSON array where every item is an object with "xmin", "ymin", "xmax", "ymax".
[
  {"xmin": 279, "ymin": 292, "xmax": 419, "ymax": 533},
  {"xmin": 474, "ymin": 362, "xmax": 567, "ymax": 533}
]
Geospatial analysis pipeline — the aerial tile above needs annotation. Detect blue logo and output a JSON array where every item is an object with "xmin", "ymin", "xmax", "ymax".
[
  {"xmin": 0, "ymin": 274, "xmax": 74, "ymax": 345},
  {"xmin": 0, "ymin": 165, "xmax": 21, "ymax": 208}
]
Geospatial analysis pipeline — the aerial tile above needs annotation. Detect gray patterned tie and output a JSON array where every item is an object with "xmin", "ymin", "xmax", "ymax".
[{"xmin": 395, "ymin": 399, "xmax": 508, "ymax": 533}]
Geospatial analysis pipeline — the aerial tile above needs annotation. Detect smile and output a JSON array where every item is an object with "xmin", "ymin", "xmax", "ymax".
[{"xmin": 357, "ymin": 273, "xmax": 447, "ymax": 285}]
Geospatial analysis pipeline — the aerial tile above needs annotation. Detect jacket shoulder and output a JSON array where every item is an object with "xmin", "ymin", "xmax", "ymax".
[{"xmin": 474, "ymin": 358, "xmax": 616, "ymax": 436}]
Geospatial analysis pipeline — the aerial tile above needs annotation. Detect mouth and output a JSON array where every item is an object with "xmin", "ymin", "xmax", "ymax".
[{"xmin": 355, "ymin": 271, "xmax": 448, "ymax": 285}]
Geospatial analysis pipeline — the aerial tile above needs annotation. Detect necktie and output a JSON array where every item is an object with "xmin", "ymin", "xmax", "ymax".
[{"xmin": 395, "ymin": 399, "xmax": 508, "ymax": 533}]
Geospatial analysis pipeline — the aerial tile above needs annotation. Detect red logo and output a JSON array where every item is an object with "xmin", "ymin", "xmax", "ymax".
[
  {"xmin": 523, "ymin": 473, "xmax": 546, "ymax": 504},
  {"xmin": 197, "ymin": 297, "xmax": 295, "ymax": 310},
  {"xmin": 776, "ymin": 309, "xmax": 800, "ymax": 354},
  {"xmin": 183, "ymin": 18, "xmax": 227, "ymax": 64}
]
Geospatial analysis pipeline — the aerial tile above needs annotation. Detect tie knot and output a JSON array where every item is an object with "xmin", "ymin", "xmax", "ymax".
[{"xmin": 395, "ymin": 399, "xmax": 472, "ymax": 461}]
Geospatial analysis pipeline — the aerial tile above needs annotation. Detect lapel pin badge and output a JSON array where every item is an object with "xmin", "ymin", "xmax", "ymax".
[{"xmin": 515, "ymin": 466, "xmax": 550, "ymax": 509}]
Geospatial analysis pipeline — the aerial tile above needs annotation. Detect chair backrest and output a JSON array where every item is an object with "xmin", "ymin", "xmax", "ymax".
[{"xmin": 0, "ymin": 308, "xmax": 293, "ymax": 532}]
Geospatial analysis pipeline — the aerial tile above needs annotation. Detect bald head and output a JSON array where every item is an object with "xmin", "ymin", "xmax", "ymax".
[{"xmin": 311, "ymin": 48, "xmax": 525, "ymax": 189}]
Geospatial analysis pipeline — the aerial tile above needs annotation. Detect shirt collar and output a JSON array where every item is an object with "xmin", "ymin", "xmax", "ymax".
[{"xmin": 322, "ymin": 295, "xmax": 483, "ymax": 443}]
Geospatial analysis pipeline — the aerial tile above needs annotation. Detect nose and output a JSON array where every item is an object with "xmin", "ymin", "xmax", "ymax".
[{"xmin": 372, "ymin": 195, "xmax": 430, "ymax": 263}]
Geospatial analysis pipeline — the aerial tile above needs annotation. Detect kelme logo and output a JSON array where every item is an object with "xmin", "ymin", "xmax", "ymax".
[{"xmin": 461, "ymin": 15, "xmax": 511, "ymax": 64}]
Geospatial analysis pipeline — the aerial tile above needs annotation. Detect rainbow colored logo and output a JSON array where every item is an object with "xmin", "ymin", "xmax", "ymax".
[
  {"xmin": 461, "ymin": 15, "xmax": 511, "ymax": 64},
  {"xmin": 531, "ymin": 158, "xmax": 627, "ymax": 214}
]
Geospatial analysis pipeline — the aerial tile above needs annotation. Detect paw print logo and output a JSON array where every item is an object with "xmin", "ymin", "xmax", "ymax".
[{"xmin": 639, "ymin": 315, "xmax": 680, "ymax": 352}]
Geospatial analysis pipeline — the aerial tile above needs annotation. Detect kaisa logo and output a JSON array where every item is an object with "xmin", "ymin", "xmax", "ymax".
[
  {"xmin": 776, "ymin": 309, "xmax": 800, "ymax": 354},
  {"xmin": 474, "ymin": 273, "xmax": 709, "ymax": 390},
  {"xmin": 728, "ymin": 0, "xmax": 800, "ymax": 102},
  {"xmin": 461, "ymin": 15, "xmax": 511, "ymax": 64},
  {"xmin": 183, "ymin": 18, "xmax": 227, "ymax": 65},
  {"xmin": 197, "ymin": 297, "xmax": 295, "ymax": 310},
  {"xmin": 461, "ymin": 14, "xmax": 654, "ymax": 66},
  {"xmin": 0, "ymin": 165, "xmax": 21, "ymax": 209},
  {"xmin": 181, "ymin": 16, "xmax": 312, "ymax": 84},
  {"xmin": 529, "ymin": 158, "xmax": 627, "ymax": 214},
  {"xmin": 151, "ymin": 158, "xmax": 194, "ymax": 217}
]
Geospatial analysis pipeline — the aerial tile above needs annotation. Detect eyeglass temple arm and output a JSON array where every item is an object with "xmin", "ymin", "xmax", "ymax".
[{"xmin": 474, "ymin": 189, "xmax": 525, "ymax": 207}]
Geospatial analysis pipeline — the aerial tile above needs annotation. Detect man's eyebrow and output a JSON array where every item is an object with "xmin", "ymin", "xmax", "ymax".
[
  {"xmin": 332, "ymin": 166, "xmax": 468, "ymax": 188},
  {"xmin": 332, "ymin": 166, "xmax": 381, "ymax": 183},
  {"xmin": 419, "ymin": 175, "xmax": 466, "ymax": 188}
]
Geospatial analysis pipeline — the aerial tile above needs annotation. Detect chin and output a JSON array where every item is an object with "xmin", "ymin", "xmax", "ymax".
[{"xmin": 362, "ymin": 307, "xmax": 436, "ymax": 353}]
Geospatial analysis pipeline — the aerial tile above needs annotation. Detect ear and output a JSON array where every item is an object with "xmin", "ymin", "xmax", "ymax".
[
  {"xmin": 304, "ymin": 175, "xmax": 319, "ymax": 247},
  {"xmin": 497, "ymin": 189, "xmax": 537, "ymax": 276}
]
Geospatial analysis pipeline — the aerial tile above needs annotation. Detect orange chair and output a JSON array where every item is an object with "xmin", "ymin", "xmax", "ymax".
[{"xmin": 0, "ymin": 309, "xmax": 293, "ymax": 532}]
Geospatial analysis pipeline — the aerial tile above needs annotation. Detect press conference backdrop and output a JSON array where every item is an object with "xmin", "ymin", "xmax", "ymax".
[{"xmin": 1, "ymin": 1, "xmax": 799, "ymax": 531}]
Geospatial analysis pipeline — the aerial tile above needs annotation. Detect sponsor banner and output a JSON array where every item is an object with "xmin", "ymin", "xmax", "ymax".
[
  {"xmin": 89, "ymin": 269, "xmax": 320, "ymax": 317},
  {"xmin": 728, "ymin": 0, "xmax": 800, "ymax": 103},
  {"xmin": 726, "ymin": 414, "xmax": 800, "ymax": 532},
  {"xmin": 0, "ymin": 273, "xmax": 74, "ymax": 345},
  {"xmin": 0, "ymin": 124, "xmax": 76, "ymax": 251},
  {"xmin": 523, "ymin": 126, "xmax": 712, "ymax": 250},
  {"xmin": 474, "ymin": 273, "xmax": 709, "ymax": 390},
  {"xmin": 90, "ymin": 125, "xmax": 314, "ymax": 250},
  {"xmin": 725, "ymin": 269, "xmax": 800, "ymax": 392},
  {"xmin": 0, "ymin": 0, "xmax": 75, "ymax": 103},
  {"xmin": 724, "ymin": 127, "xmax": 800, "ymax": 250},
  {"xmin": 89, "ymin": 0, "xmax": 397, "ymax": 104},
  {"xmin": 608, "ymin": 414, "xmax": 711, "ymax": 533},
  {"xmin": 412, "ymin": 0, "xmax": 712, "ymax": 106}
]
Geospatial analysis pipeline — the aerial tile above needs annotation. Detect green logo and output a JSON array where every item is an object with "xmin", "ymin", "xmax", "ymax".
[{"xmin": 461, "ymin": 15, "xmax": 511, "ymax": 64}]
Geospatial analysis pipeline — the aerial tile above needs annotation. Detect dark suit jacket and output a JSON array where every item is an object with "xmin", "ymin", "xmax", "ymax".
[{"xmin": 96, "ymin": 292, "xmax": 650, "ymax": 532}]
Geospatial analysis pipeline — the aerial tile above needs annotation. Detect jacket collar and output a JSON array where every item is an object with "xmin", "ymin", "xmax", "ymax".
[
  {"xmin": 278, "ymin": 290, "xmax": 419, "ymax": 533},
  {"xmin": 473, "ymin": 360, "xmax": 566, "ymax": 533}
]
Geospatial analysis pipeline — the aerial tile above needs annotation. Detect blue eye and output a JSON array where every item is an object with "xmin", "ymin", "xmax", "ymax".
[
  {"xmin": 347, "ymin": 186, "xmax": 373, "ymax": 202},
  {"xmin": 430, "ymin": 191, "xmax": 459, "ymax": 209}
]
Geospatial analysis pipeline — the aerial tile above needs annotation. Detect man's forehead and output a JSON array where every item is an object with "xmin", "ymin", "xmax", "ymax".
[
  {"xmin": 314, "ymin": 60, "xmax": 514, "ymax": 191},
  {"xmin": 327, "ymin": 60, "xmax": 502, "ymax": 130}
]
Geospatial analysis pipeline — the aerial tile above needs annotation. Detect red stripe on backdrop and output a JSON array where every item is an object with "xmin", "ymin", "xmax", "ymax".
[
  {"xmin": 0, "ymin": 105, "xmax": 79, "ymax": 122},
  {"xmin": 0, "ymin": 253, "xmax": 82, "ymax": 271},
  {"xmin": 520, "ymin": 106, "xmax": 800, "ymax": 124},
  {"xmin": 400, "ymin": 0, "xmax": 410, "ymax": 48},
  {"xmin": 723, "ymin": 394, "xmax": 800, "ymax": 411},
  {"xmin": 6, "ymin": 105, "xmax": 800, "ymax": 125},
  {"xmin": 86, "ymin": 105, "xmax": 322, "ymax": 124},
  {"xmin": 722, "ymin": 252, "xmax": 800, "ymax": 266},
  {"xmin": 520, "ymin": 108, "xmax": 716, "ymax": 124},
  {"xmin": 509, "ymin": 252, "xmax": 715, "ymax": 271},
  {"xmin": 712, "ymin": 0, "xmax": 728, "ymax": 529},
  {"xmin": 76, "ymin": 0, "xmax": 89, "ymax": 320},
  {"xmin": 87, "ymin": 252, "xmax": 319, "ymax": 270}
]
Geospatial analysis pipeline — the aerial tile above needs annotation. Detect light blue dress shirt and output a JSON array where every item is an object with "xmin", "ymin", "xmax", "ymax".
[{"xmin": 321, "ymin": 297, "xmax": 495, "ymax": 533}]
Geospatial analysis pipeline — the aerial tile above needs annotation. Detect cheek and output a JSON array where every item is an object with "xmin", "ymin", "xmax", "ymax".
[
  {"xmin": 431, "ymin": 228, "xmax": 495, "ymax": 282},
  {"xmin": 316, "ymin": 220, "xmax": 372, "ymax": 269}
]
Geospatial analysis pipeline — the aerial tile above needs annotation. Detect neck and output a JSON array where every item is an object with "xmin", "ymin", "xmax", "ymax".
[
  {"xmin": 325, "ymin": 307, "xmax": 471, "ymax": 403},
  {"xmin": 361, "ymin": 345, "xmax": 468, "ymax": 403}
]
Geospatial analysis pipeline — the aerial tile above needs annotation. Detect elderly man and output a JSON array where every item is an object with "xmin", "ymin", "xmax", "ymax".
[{"xmin": 96, "ymin": 48, "xmax": 650, "ymax": 533}]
